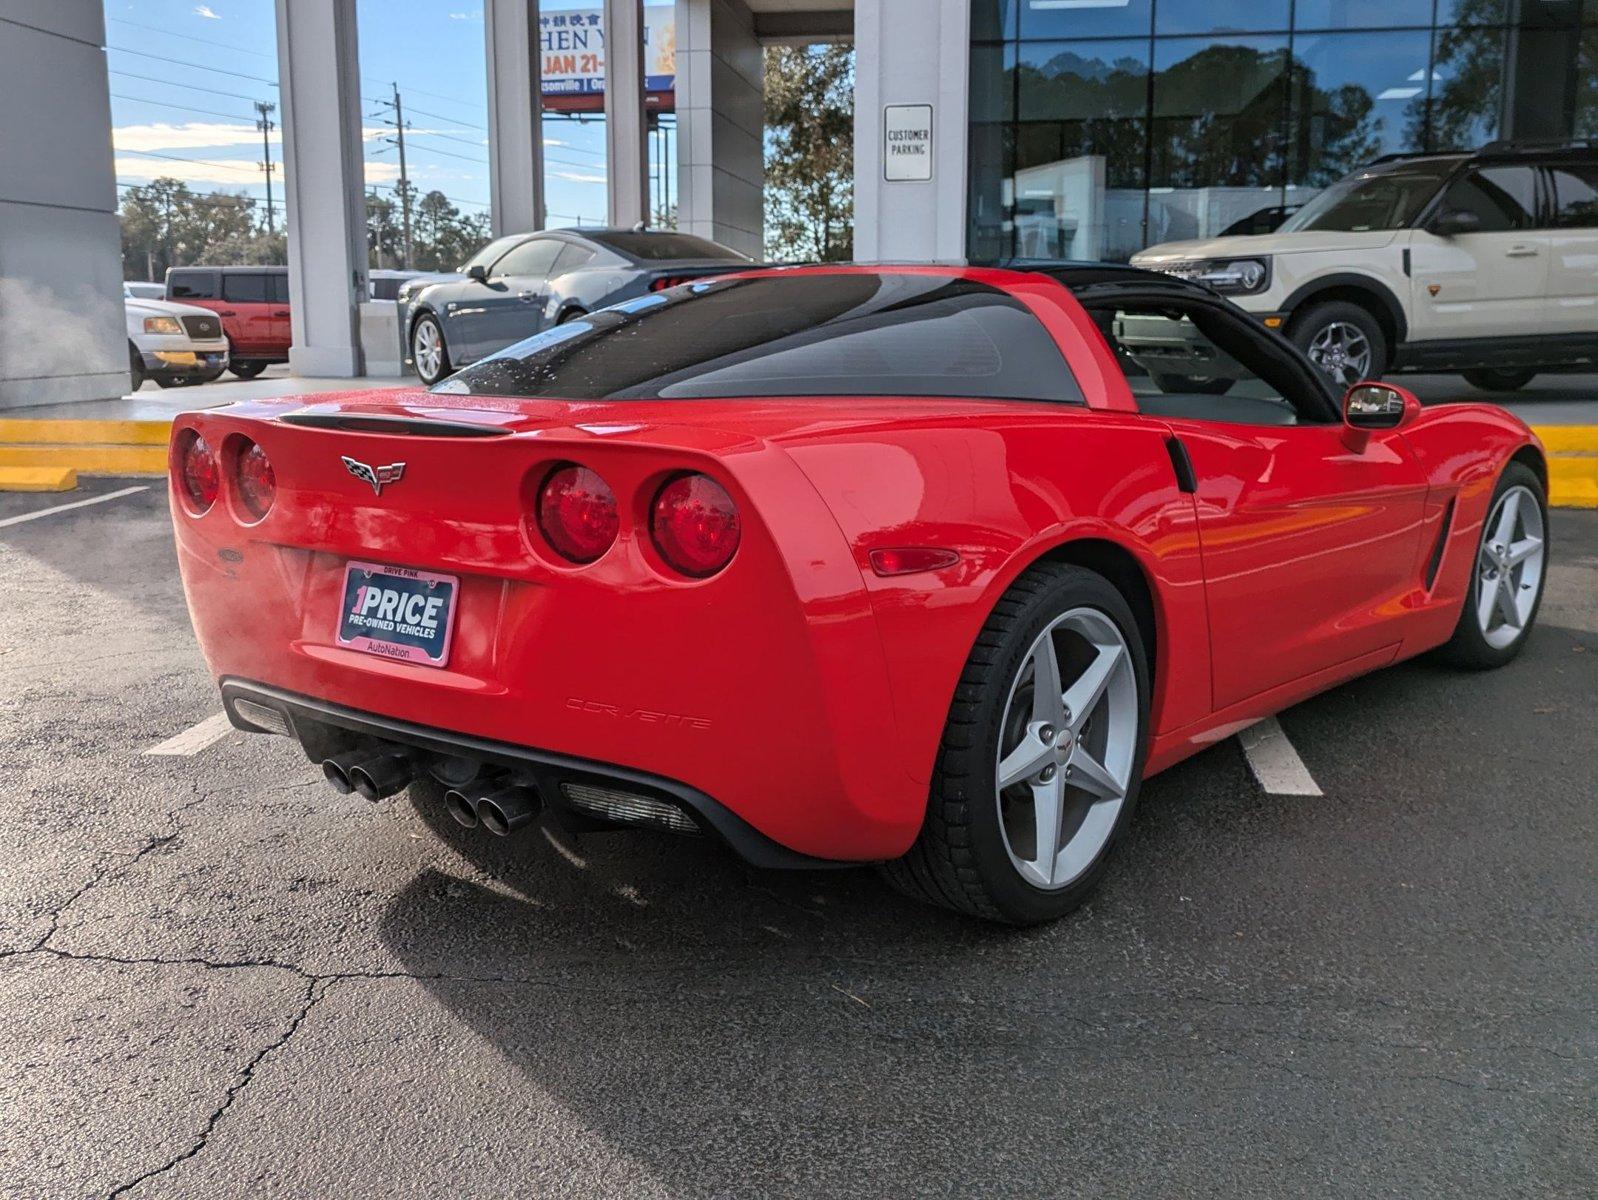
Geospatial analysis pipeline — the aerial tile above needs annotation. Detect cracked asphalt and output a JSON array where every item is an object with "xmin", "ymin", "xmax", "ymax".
[{"xmin": 1, "ymin": 479, "xmax": 1594, "ymax": 1199}]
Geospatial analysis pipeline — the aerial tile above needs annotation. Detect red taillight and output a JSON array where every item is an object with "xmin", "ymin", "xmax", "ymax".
[
  {"xmin": 650, "ymin": 473, "xmax": 740, "ymax": 578},
  {"xmin": 536, "ymin": 464, "xmax": 619, "ymax": 563},
  {"xmin": 869, "ymin": 547, "xmax": 961, "ymax": 577},
  {"xmin": 177, "ymin": 430, "xmax": 219, "ymax": 512},
  {"xmin": 649, "ymin": 274, "xmax": 691, "ymax": 292},
  {"xmin": 235, "ymin": 439, "xmax": 276, "ymax": 520}
]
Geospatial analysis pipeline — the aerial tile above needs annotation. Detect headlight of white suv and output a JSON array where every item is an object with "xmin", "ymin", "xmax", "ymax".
[
  {"xmin": 142, "ymin": 316, "xmax": 183, "ymax": 335},
  {"xmin": 1154, "ymin": 258, "xmax": 1271, "ymax": 295}
]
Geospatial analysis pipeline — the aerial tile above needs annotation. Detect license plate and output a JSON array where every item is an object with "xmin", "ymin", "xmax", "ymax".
[{"xmin": 336, "ymin": 561, "xmax": 458, "ymax": 667}]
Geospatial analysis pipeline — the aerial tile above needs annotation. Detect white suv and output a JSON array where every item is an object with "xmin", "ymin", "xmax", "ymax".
[
  {"xmin": 1130, "ymin": 143, "xmax": 1598, "ymax": 392},
  {"xmin": 124, "ymin": 286, "xmax": 230, "ymax": 390}
]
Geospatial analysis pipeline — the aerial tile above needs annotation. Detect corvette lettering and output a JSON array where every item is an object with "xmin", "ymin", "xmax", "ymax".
[{"xmin": 565, "ymin": 696, "xmax": 711, "ymax": 731}]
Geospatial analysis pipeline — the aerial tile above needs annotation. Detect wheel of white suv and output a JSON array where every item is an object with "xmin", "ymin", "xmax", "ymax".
[
  {"xmin": 881, "ymin": 563, "xmax": 1150, "ymax": 925},
  {"xmin": 1290, "ymin": 300, "xmax": 1388, "ymax": 387},
  {"xmin": 411, "ymin": 313, "xmax": 451, "ymax": 385},
  {"xmin": 1463, "ymin": 368, "xmax": 1537, "ymax": 393}
]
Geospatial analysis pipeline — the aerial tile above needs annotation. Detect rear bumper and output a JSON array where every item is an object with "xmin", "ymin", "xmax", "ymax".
[{"xmin": 222, "ymin": 679, "xmax": 847, "ymax": 869}]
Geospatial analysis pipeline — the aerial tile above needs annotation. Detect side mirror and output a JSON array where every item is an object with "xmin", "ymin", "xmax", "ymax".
[
  {"xmin": 466, "ymin": 264, "xmax": 488, "ymax": 283},
  {"xmin": 1430, "ymin": 209, "xmax": 1482, "ymax": 237},
  {"xmin": 1342, "ymin": 382, "xmax": 1419, "ymax": 449}
]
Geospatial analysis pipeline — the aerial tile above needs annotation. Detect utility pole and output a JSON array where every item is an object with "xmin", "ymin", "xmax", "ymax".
[
  {"xmin": 376, "ymin": 84, "xmax": 414, "ymax": 268},
  {"xmin": 254, "ymin": 100, "xmax": 278, "ymax": 235}
]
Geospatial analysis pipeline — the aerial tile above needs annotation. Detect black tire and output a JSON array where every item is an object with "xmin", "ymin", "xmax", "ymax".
[
  {"xmin": 1151, "ymin": 373, "xmax": 1231, "ymax": 395},
  {"xmin": 1289, "ymin": 299, "xmax": 1389, "ymax": 388},
  {"xmin": 153, "ymin": 376, "xmax": 192, "ymax": 388},
  {"xmin": 128, "ymin": 344, "xmax": 145, "ymax": 391},
  {"xmin": 411, "ymin": 313, "xmax": 452, "ymax": 385},
  {"xmin": 557, "ymin": 307, "xmax": 588, "ymax": 325},
  {"xmin": 1434, "ymin": 461, "xmax": 1548, "ymax": 670},
  {"xmin": 1463, "ymin": 368, "xmax": 1536, "ymax": 393},
  {"xmin": 228, "ymin": 359, "xmax": 266, "ymax": 380},
  {"xmin": 880, "ymin": 562, "xmax": 1151, "ymax": 925}
]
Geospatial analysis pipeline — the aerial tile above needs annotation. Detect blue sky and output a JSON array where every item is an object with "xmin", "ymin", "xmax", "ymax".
[{"xmin": 104, "ymin": 0, "xmax": 673, "ymax": 235}]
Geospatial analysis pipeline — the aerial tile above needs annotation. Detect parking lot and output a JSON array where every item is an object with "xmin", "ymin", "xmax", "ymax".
[{"xmin": 0, "ymin": 481, "xmax": 1593, "ymax": 1198}]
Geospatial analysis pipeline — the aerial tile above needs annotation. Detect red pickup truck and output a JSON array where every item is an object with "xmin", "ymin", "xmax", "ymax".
[{"xmin": 166, "ymin": 266, "xmax": 291, "ymax": 379}]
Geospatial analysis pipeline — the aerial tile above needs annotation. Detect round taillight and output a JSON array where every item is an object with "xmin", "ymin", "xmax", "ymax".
[
  {"xmin": 536, "ymin": 464, "xmax": 619, "ymax": 563},
  {"xmin": 235, "ymin": 439, "xmax": 276, "ymax": 519},
  {"xmin": 650, "ymin": 473, "xmax": 740, "ymax": 578},
  {"xmin": 177, "ymin": 431, "xmax": 220, "ymax": 512}
]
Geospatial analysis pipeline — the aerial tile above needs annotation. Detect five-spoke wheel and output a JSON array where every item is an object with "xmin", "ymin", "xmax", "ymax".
[{"xmin": 1439, "ymin": 461, "xmax": 1548, "ymax": 669}]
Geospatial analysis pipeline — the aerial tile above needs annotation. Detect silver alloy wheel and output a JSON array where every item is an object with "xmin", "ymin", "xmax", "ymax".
[
  {"xmin": 1306, "ymin": 320, "xmax": 1372, "ymax": 387},
  {"xmin": 413, "ymin": 317, "xmax": 442, "ymax": 381},
  {"xmin": 995, "ymin": 607, "xmax": 1137, "ymax": 891},
  {"xmin": 1475, "ymin": 484, "xmax": 1545, "ymax": 649}
]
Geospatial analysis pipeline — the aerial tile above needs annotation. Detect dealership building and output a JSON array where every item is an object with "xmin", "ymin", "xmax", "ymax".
[{"xmin": 3, "ymin": 0, "xmax": 1596, "ymax": 403}]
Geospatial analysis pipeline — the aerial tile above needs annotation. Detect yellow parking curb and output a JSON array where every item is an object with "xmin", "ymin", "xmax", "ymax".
[
  {"xmin": 0, "ymin": 465, "xmax": 78, "ymax": 492},
  {"xmin": 0, "ymin": 418, "xmax": 172, "ymax": 447},
  {"xmin": 0, "ymin": 445, "xmax": 167, "ymax": 475},
  {"xmin": 1535, "ymin": 425, "xmax": 1598, "ymax": 510}
]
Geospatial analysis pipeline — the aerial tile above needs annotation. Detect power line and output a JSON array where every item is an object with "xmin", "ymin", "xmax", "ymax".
[
  {"xmin": 110, "ymin": 69, "xmax": 265, "ymax": 104},
  {"xmin": 106, "ymin": 45, "xmax": 279, "ymax": 88},
  {"xmin": 399, "ymin": 102, "xmax": 488, "ymax": 132},
  {"xmin": 107, "ymin": 17, "xmax": 276, "ymax": 61},
  {"xmin": 109, "ymin": 93, "xmax": 259, "ymax": 123},
  {"xmin": 116, "ymin": 147, "xmax": 264, "ymax": 178}
]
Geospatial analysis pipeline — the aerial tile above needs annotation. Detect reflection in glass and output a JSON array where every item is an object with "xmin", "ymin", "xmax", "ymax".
[
  {"xmin": 1014, "ymin": 40, "xmax": 1151, "ymax": 260},
  {"xmin": 1287, "ymin": 31, "xmax": 1433, "ymax": 187},
  {"xmin": 1426, "ymin": 23, "xmax": 1504, "ymax": 149},
  {"xmin": 1018, "ymin": 0, "xmax": 1152, "ymax": 41},
  {"xmin": 1154, "ymin": 1, "xmax": 1290, "ymax": 35},
  {"xmin": 1293, "ymin": 1, "xmax": 1436, "ymax": 30},
  {"xmin": 1280, "ymin": 160, "xmax": 1454, "ymax": 232},
  {"xmin": 1148, "ymin": 37, "xmax": 1289, "ymax": 245}
]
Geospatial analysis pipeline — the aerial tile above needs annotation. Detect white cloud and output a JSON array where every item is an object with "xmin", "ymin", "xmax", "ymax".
[
  {"xmin": 551, "ymin": 169, "xmax": 606, "ymax": 184},
  {"xmin": 194, "ymin": 5, "xmax": 221, "ymax": 19},
  {"xmin": 115, "ymin": 157, "xmax": 400, "ymax": 188},
  {"xmin": 114, "ymin": 122, "xmax": 279, "ymax": 152},
  {"xmin": 448, "ymin": 10, "xmax": 482, "ymax": 20}
]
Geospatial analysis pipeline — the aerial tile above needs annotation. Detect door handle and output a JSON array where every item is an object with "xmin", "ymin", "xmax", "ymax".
[
  {"xmin": 271, "ymin": 310, "xmax": 289, "ymax": 317},
  {"xmin": 1505, "ymin": 245, "xmax": 1539, "ymax": 258},
  {"xmin": 217, "ymin": 310, "xmax": 236, "ymax": 316},
  {"xmin": 516, "ymin": 291, "xmax": 537, "ymax": 301}
]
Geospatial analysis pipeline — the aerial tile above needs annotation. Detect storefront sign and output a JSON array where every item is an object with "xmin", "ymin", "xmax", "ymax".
[
  {"xmin": 883, "ymin": 104, "xmax": 933, "ymax": 182},
  {"xmin": 539, "ymin": 6, "xmax": 676, "ymax": 111}
]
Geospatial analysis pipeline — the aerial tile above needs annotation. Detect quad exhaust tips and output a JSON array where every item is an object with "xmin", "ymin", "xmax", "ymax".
[
  {"xmin": 444, "ymin": 781, "xmax": 542, "ymax": 836},
  {"xmin": 322, "ymin": 749, "xmax": 417, "ymax": 802}
]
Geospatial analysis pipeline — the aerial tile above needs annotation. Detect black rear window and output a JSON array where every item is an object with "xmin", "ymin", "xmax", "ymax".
[
  {"xmin": 585, "ymin": 231, "xmax": 747, "ymax": 262},
  {"xmin": 432, "ymin": 273, "xmax": 1083, "ymax": 404},
  {"xmin": 167, "ymin": 269, "xmax": 218, "ymax": 300},
  {"xmin": 223, "ymin": 273, "xmax": 269, "ymax": 303}
]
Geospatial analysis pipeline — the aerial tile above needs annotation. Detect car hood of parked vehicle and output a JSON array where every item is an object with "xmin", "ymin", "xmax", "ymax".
[
  {"xmin": 125, "ymin": 296, "xmax": 226, "ymax": 321},
  {"xmin": 1133, "ymin": 228, "xmax": 1401, "ymax": 263}
]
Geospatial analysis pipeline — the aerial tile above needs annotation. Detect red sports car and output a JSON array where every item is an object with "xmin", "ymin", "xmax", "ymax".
[{"xmin": 169, "ymin": 265, "xmax": 1549, "ymax": 924}]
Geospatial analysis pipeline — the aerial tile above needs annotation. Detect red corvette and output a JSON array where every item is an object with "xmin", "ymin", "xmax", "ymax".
[{"xmin": 169, "ymin": 265, "xmax": 1549, "ymax": 923}]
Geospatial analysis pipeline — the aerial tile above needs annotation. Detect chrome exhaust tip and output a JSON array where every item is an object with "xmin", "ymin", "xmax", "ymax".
[
  {"xmin": 321, "ymin": 750, "xmax": 366, "ymax": 795},
  {"xmin": 477, "ymin": 784, "xmax": 542, "ymax": 837},
  {"xmin": 443, "ymin": 787, "xmax": 481, "ymax": 829},
  {"xmin": 347, "ymin": 752, "xmax": 416, "ymax": 802}
]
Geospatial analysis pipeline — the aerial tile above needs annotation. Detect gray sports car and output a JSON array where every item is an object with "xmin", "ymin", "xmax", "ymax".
[{"xmin": 396, "ymin": 227, "xmax": 751, "ymax": 385}]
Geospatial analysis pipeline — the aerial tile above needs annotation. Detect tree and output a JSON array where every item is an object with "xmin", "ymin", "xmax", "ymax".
[
  {"xmin": 764, "ymin": 45, "xmax": 854, "ymax": 262},
  {"xmin": 118, "ymin": 178, "xmax": 278, "ymax": 279}
]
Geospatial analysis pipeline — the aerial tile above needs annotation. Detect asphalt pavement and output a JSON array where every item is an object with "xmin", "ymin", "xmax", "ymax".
[{"xmin": 0, "ymin": 484, "xmax": 1593, "ymax": 1199}]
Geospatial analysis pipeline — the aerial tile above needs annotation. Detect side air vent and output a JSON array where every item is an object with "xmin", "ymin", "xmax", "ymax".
[
  {"xmin": 1424, "ymin": 498, "xmax": 1456, "ymax": 591},
  {"xmin": 278, "ymin": 412, "xmax": 509, "ymax": 438}
]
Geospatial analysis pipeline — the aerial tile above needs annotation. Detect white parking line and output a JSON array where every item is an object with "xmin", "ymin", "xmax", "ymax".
[
  {"xmin": 1238, "ymin": 716, "xmax": 1323, "ymax": 796},
  {"xmin": 144, "ymin": 713, "xmax": 234, "ymax": 757},
  {"xmin": 0, "ymin": 486, "xmax": 150, "ymax": 529}
]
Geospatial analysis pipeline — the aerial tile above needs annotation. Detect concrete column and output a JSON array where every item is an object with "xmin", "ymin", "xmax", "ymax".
[
  {"xmin": 485, "ymin": 0, "xmax": 545, "ymax": 236},
  {"xmin": 275, "ymin": 0, "xmax": 367, "ymax": 377},
  {"xmin": 0, "ymin": 0, "xmax": 125, "ymax": 409},
  {"xmin": 853, "ymin": 0, "xmax": 971, "ymax": 262},
  {"xmin": 604, "ymin": 0, "xmax": 649, "ymax": 227},
  {"xmin": 674, "ymin": 0, "xmax": 764, "ymax": 258}
]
